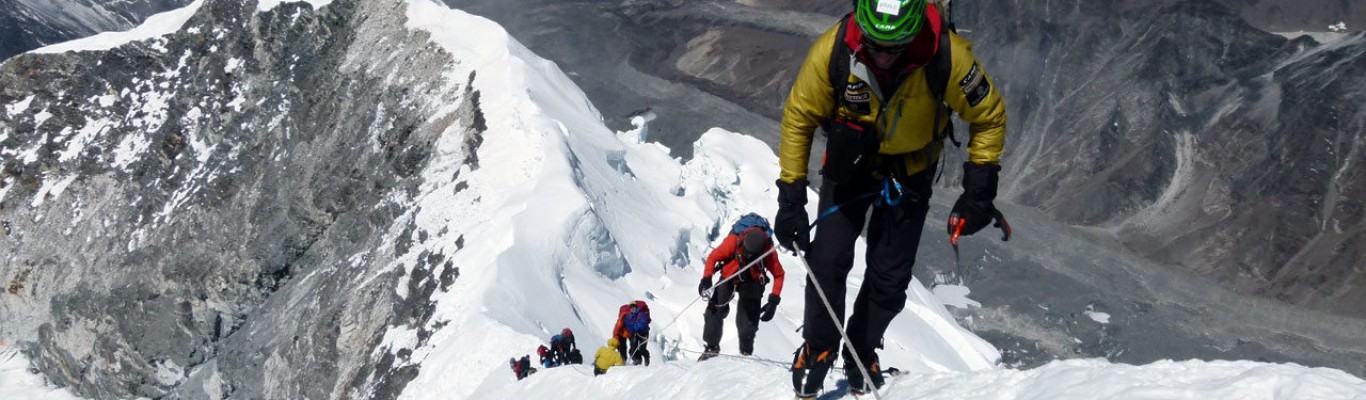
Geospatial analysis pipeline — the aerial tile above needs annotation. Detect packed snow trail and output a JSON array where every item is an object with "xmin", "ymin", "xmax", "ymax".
[{"xmin": 482, "ymin": 356, "xmax": 1366, "ymax": 400}]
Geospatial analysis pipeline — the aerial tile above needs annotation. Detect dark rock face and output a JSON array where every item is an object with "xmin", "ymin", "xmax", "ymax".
[
  {"xmin": 1224, "ymin": 0, "xmax": 1365, "ymax": 32},
  {"xmin": 0, "ymin": 0, "xmax": 196, "ymax": 62},
  {"xmin": 951, "ymin": 0, "xmax": 1366, "ymax": 318},
  {"xmin": 1, "ymin": 0, "xmax": 481, "ymax": 397}
]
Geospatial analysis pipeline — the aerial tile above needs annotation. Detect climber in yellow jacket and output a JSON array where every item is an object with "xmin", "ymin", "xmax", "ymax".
[
  {"xmin": 775, "ymin": 1, "xmax": 1012, "ymax": 398},
  {"xmin": 593, "ymin": 337, "xmax": 625, "ymax": 376}
]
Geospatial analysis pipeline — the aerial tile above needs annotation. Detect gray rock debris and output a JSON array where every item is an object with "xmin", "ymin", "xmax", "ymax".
[{"xmin": 0, "ymin": 0, "xmax": 484, "ymax": 398}]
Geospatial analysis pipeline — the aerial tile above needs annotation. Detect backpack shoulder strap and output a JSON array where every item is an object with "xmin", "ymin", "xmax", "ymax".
[
  {"xmin": 925, "ymin": 25, "xmax": 960, "ymax": 148},
  {"xmin": 825, "ymin": 14, "xmax": 853, "ymax": 128},
  {"xmin": 925, "ymin": 30, "xmax": 952, "ymax": 105}
]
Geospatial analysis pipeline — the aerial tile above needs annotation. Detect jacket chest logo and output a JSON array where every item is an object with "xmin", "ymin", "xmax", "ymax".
[
  {"xmin": 842, "ymin": 81, "xmax": 873, "ymax": 115},
  {"xmin": 843, "ymin": 81, "xmax": 871, "ymax": 103}
]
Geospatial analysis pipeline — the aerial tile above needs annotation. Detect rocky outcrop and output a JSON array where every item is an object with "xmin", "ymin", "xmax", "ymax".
[{"xmin": 1, "ymin": 0, "xmax": 482, "ymax": 397}]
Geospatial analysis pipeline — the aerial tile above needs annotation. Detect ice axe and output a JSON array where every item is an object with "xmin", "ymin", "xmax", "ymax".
[{"xmin": 947, "ymin": 211, "xmax": 1012, "ymax": 283}]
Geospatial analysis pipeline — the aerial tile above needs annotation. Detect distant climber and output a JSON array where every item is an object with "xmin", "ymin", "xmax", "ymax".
[
  {"xmin": 593, "ymin": 337, "xmax": 626, "ymax": 376},
  {"xmin": 509, "ymin": 355, "xmax": 535, "ymax": 380},
  {"xmin": 554, "ymin": 328, "xmax": 583, "ymax": 365},
  {"xmin": 613, "ymin": 300, "xmax": 652, "ymax": 366},
  {"xmin": 537, "ymin": 345, "xmax": 555, "ymax": 368},
  {"xmin": 698, "ymin": 213, "xmax": 785, "ymax": 361}
]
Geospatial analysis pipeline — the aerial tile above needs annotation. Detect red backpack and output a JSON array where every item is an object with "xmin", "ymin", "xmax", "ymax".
[
  {"xmin": 614, "ymin": 300, "xmax": 651, "ymax": 337},
  {"xmin": 617, "ymin": 300, "xmax": 649, "ymax": 320}
]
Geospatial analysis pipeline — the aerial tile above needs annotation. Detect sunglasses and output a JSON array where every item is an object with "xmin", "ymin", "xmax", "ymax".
[{"xmin": 862, "ymin": 39, "xmax": 907, "ymax": 55}]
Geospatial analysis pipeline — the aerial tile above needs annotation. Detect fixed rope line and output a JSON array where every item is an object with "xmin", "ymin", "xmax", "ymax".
[
  {"xmin": 782, "ymin": 176, "xmax": 920, "ymax": 400},
  {"xmin": 628, "ymin": 332, "xmax": 649, "ymax": 364},
  {"xmin": 677, "ymin": 347, "xmax": 894, "ymax": 381},
  {"xmin": 700, "ymin": 245, "xmax": 777, "ymax": 297},
  {"xmin": 655, "ymin": 188, "xmax": 900, "ymax": 400},
  {"xmin": 655, "ymin": 245, "xmax": 777, "ymax": 340},
  {"xmin": 675, "ymin": 347, "xmax": 791, "ymax": 367},
  {"xmin": 668, "ymin": 191, "xmax": 889, "ymax": 338},
  {"xmin": 790, "ymin": 248, "xmax": 883, "ymax": 400}
]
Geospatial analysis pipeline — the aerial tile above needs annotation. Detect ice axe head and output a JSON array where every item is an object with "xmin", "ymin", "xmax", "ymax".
[{"xmin": 947, "ymin": 213, "xmax": 966, "ymax": 248}]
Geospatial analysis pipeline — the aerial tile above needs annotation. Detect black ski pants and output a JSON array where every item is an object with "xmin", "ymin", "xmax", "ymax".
[
  {"xmin": 702, "ymin": 278, "xmax": 765, "ymax": 354},
  {"xmin": 801, "ymin": 169, "xmax": 932, "ymax": 366},
  {"xmin": 617, "ymin": 331, "xmax": 650, "ymax": 366}
]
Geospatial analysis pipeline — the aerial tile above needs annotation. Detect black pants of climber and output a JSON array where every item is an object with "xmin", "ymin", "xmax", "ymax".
[
  {"xmin": 796, "ymin": 169, "xmax": 932, "ymax": 392},
  {"xmin": 617, "ymin": 331, "xmax": 650, "ymax": 366},
  {"xmin": 702, "ymin": 278, "xmax": 765, "ymax": 354}
]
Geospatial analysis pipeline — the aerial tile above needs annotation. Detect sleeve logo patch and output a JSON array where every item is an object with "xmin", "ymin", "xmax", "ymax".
[{"xmin": 960, "ymin": 62, "xmax": 991, "ymax": 107}]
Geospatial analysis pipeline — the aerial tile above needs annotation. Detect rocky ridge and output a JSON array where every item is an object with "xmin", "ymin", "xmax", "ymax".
[{"xmin": 1, "ymin": 0, "xmax": 484, "ymax": 397}]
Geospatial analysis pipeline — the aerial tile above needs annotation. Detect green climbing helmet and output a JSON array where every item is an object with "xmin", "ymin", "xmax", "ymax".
[{"xmin": 855, "ymin": 0, "xmax": 928, "ymax": 46}]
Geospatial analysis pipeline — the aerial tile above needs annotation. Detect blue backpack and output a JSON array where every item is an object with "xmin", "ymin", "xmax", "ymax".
[
  {"xmin": 623, "ymin": 310, "xmax": 650, "ymax": 334},
  {"xmin": 730, "ymin": 213, "xmax": 773, "ymax": 237}
]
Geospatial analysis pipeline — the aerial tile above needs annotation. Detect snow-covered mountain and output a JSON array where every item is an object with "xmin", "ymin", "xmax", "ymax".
[
  {"xmin": 1, "ymin": 0, "xmax": 1364, "ymax": 399},
  {"xmin": 0, "ymin": 0, "xmax": 196, "ymax": 61}
]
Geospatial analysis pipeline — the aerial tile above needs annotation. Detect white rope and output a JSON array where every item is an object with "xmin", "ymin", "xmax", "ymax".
[
  {"xmin": 655, "ymin": 245, "xmax": 778, "ymax": 338},
  {"xmin": 675, "ymin": 346, "xmax": 791, "ymax": 367},
  {"xmin": 702, "ymin": 245, "xmax": 777, "ymax": 298},
  {"xmin": 677, "ymin": 347, "xmax": 887, "ymax": 379},
  {"xmin": 651, "ymin": 236, "xmax": 881, "ymax": 397},
  {"xmin": 790, "ymin": 248, "xmax": 883, "ymax": 400}
]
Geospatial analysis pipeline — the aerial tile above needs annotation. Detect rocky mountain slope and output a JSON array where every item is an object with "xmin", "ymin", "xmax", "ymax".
[
  {"xmin": 2, "ymin": 0, "xmax": 484, "ymax": 397},
  {"xmin": 955, "ymin": 0, "xmax": 1366, "ymax": 317}
]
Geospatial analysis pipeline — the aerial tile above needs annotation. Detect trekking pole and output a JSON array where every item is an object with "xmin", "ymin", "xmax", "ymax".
[{"xmin": 790, "ymin": 248, "xmax": 884, "ymax": 400}]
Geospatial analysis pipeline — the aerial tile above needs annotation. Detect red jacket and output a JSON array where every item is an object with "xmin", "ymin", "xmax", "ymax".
[{"xmin": 703, "ymin": 233, "xmax": 785, "ymax": 296}]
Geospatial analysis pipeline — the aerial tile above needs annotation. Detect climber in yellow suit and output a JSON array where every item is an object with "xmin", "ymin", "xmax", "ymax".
[
  {"xmin": 593, "ymin": 337, "xmax": 625, "ymax": 376},
  {"xmin": 774, "ymin": 1, "xmax": 1011, "ymax": 398}
]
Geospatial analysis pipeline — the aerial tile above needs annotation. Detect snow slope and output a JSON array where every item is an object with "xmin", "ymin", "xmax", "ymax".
[
  {"xmin": 390, "ymin": 1, "xmax": 995, "ymax": 397},
  {"xmin": 0, "ymin": 346, "xmax": 81, "ymax": 400},
  {"xmin": 2, "ymin": 0, "xmax": 1364, "ymax": 399},
  {"xmin": 485, "ymin": 357, "xmax": 1366, "ymax": 400},
  {"xmin": 30, "ymin": 0, "xmax": 205, "ymax": 54},
  {"xmin": 383, "ymin": 2, "xmax": 1366, "ymax": 399}
]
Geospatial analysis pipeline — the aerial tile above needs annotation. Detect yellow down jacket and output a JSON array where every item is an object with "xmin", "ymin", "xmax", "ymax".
[
  {"xmin": 593, "ymin": 338, "xmax": 624, "ymax": 372},
  {"xmin": 778, "ymin": 18, "xmax": 1007, "ymax": 184}
]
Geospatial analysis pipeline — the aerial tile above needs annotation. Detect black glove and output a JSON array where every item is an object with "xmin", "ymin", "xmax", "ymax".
[
  {"xmin": 774, "ymin": 179, "xmax": 811, "ymax": 252},
  {"xmin": 698, "ymin": 276, "xmax": 713, "ymax": 297},
  {"xmin": 759, "ymin": 293, "xmax": 780, "ymax": 322},
  {"xmin": 949, "ymin": 162, "xmax": 1011, "ymax": 240}
]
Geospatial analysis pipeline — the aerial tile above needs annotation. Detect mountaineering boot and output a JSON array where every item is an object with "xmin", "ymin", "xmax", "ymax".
[
  {"xmin": 698, "ymin": 345, "xmax": 720, "ymax": 361},
  {"xmin": 791, "ymin": 344, "xmax": 835, "ymax": 399},
  {"xmin": 846, "ymin": 353, "xmax": 884, "ymax": 395},
  {"xmin": 846, "ymin": 360, "xmax": 865, "ymax": 396}
]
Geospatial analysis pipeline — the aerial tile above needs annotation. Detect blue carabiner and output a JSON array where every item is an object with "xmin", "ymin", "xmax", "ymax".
[{"xmin": 881, "ymin": 177, "xmax": 904, "ymax": 206}]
